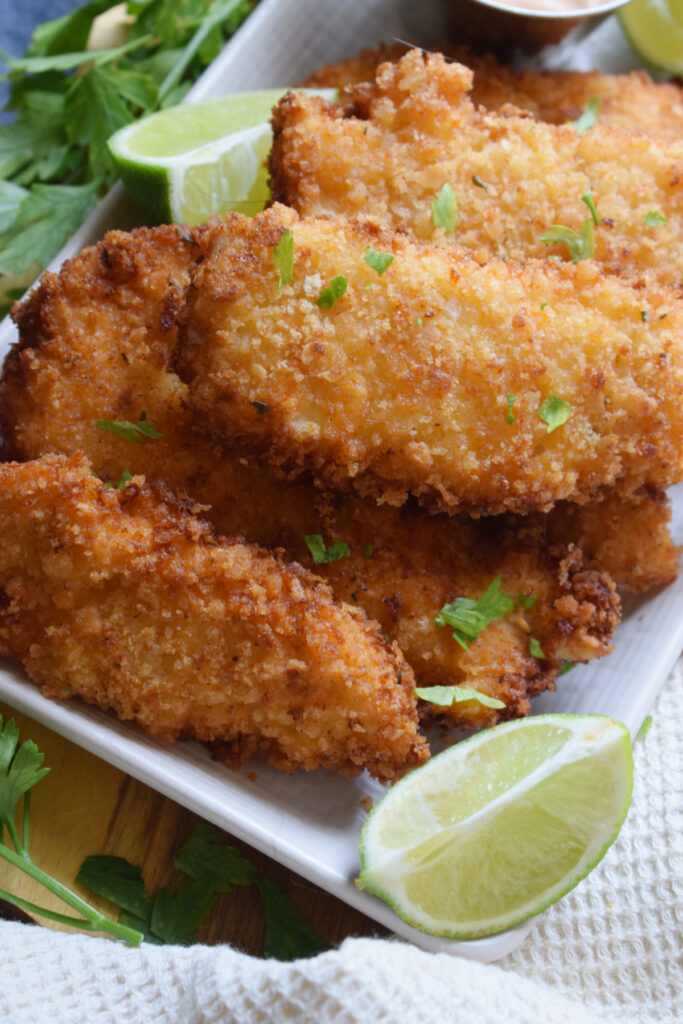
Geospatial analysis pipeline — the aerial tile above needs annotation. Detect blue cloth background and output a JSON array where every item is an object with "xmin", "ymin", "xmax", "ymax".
[{"xmin": 0, "ymin": 0, "xmax": 83, "ymax": 121}]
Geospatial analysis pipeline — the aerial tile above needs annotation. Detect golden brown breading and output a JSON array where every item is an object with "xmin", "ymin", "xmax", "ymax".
[
  {"xmin": 271, "ymin": 50, "xmax": 683, "ymax": 292},
  {"xmin": 300, "ymin": 43, "xmax": 683, "ymax": 139},
  {"xmin": 177, "ymin": 206, "xmax": 683, "ymax": 515},
  {"xmin": 0, "ymin": 454, "xmax": 427, "ymax": 781},
  {"xmin": 545, "ymin": 489, "xmax": 680, "ymax": 593},
  {"xmin": 0, "ymin": 224, "xmax": 623, "ymax": 727}
]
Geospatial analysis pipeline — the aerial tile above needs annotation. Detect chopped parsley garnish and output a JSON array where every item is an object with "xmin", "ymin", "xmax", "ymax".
[
  {"xmin": 363, "ymin": 247, "xmax": 394, "ymax": 276},
  {"xmin": 506, "ymin": 393, "xmax": 516, "ymax": 426},
  {"xmin": 538, "ymin": 394, "xmax": 571, "ymax": 433},
  {"xmin": 529, "ymin": 637, "xmax": 546, "ymax": 659},
  {"xmin": 472, "ymin": 174, "xmax": 490, "ymax": 190},
  {"xmin": 414, "ymin": 685, "xmax": 505, "ymax": 710},
  {"xmin": 251, "ymin": 400, "xmax": 270, "ymax": 415},
  {"xmin": 636, "ymin": 715, "xmax": 653, "ymax": 739},
  {"xmin": 363, "ymin": 543, "xmax": 374, "ymax": 559},
  {"xmin": 581, "ymin": 192, "xmax": 600, "ymax": 226},
  {"xmin": 104, "ymin": 468, "xmax": 133, "ymax": 490},
  {"xmin": 540, "ymin": 302, "xmax": 548, "ymax": 310},
  {"xmin": 305, "ymin": 534, "xmax": 350, "ymax": 564},
  {"xmin": 644, "ymin": 210, "xmax": 667, "ymax": 227},
  {"xmin": 559, "ymin": 660, "xmax": 574, "ymax": 676},
  {"xmin": 641, "ymin": 310, "xmax": 649, "ymax": 324},
  {"xmin": 434, "ymin": 577, "xmax": 515, "ymax": 651},
  {"xmin": 540, "ymin": 219, "xmax": 594, "ymax": 262},
  {"xmin": 273, "ymin": 228, "xmax": 294, "ymax": 290},
  {"xmin": 416, "ymin": 317, "xmax": 423, "ymax": 326},
  {"xmin": 431, "ymin": 182, "xmax": 457, "ymax": 234},
  {"xmin": 570, "ymin": 97, "xmax": 599, "ymax": 134},
  {"xmin": 95, "ymin": 412, "xmax": 162, "ymax": 442},
  {"xmin": 316, "ymin": 275, "xmax": 347, "ymax": 308},
  {"xmin": 517, "ymin": 593, "xmax": 538, "ymax": 610}
]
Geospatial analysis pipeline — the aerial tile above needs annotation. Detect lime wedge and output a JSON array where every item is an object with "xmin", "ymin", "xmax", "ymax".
[
  {"xmin": 107, "ymin": 89, "xmax": 337, "ymax": 225},
  {"xmin": 619, "ymin": 0, "xmax": 683, "ymax": 73},
  {"xmin": 357, "ymin": 714, "xmax": 633, "ymax": 939}
]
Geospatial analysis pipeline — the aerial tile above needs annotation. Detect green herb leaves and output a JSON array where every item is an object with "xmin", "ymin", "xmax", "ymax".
[
  {"xmin": 273, "ymin": 228, "xmax": 294, "ymax": 290},
  {"xmin": 529, "ymin": 638, "xmax": 546, "ymax": 659},
  {"xmin": 316, "ymin": 274, "xmax": 347, "ymax": 308},
  {"xmin": 506, "ymin": 393, "xmax": 516, "ymax": 426},
  {"xmin": 538, "ymin": 394, "xmax": 571, "ymax": 433},
  {"xmin": 414, "ymin": 685, "xmax": 505, "ymax": 710},
  {"xmin": 78, "ymin": 821, "xmax": 329, "ymax": 958},
  {"xmin": 644, "ymin": 210, "xmax": 667, "ymax": 227},
  {"xmin": 305, "ymin": 534, "xmax": 350, "ymax": 564},
  {"xmin": 96, "ymin": 412, "xmax": 162, "ymax": 442},
  {"xmin": 570, "ymin": 97, "xmax": 599, "ymax": 134},
  {"xmin": 581, "ymin": 192, "xmax": 600, "ymax": 226},
  {"xmin": 435, "ymin": 577, "xmax": 515, "ymax": 651},
  {"xmin": 0, "ymin": 182, "xmax": 99, "ymax": 276},
  {"xmin": 431, "ymin": 182, "xmax": 457, "ymax": 234},
  {"xmin": 363, "ymin": 247, "xmax": 394, "ymax": 276},
  {"xmin": 0, "ymin": 717, "xmax": 49, "ymax": 834},
  {"xmin": 540, "ymin": 218, "xmax": 594, "ymax": 263}
]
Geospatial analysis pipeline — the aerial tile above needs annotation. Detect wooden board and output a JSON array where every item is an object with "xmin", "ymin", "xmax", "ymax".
[{"xmin": 0, "ymin": 701, "xmax": 386, "ymax": 952}]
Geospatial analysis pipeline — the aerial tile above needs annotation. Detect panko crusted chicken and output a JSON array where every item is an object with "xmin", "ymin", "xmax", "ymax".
[
  {"xmin": 270, "ymin": 50, "xmax": 683, "ymax": 292},
  {"xmin": 0, "ymin": 454, "xmax": 428, "ymax": 781},
  {"xmin": 301, "ymin": 42, "xmax": 683, "ymax": 139},
  {"xmin": 0, "ymin": 224, "xmax": 626, "ymax": 728},
  {"xmin": 176, "ymin": 206, "xmax": 683, "ymax": 515}
]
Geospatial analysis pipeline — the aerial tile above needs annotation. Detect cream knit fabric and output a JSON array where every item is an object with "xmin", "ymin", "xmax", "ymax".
[{"xmin": 0, "ymin": 661, "xmax": 680, "ymax": 1024}]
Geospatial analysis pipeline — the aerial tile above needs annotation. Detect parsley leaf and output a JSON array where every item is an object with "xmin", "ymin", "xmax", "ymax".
[
  {"xmin": 363, "ymin": 247, "xmax": 394, "ymax": 276},
  {"xmin": 540, "ymin": 218, "xmax": 594, "ymax": 262},
  {"xmin": 645, "ymin": 210, "xmax": 667, "ymax": 227},
  {"xmin": 581, "ymin": 192, "xmax": 600, "ymax": 226},
  {"xmin": 0, "ymin": 181, "xmax": 28, "ymax": 233},
  {"xmin": 538, "ymin": 394, "xmax": 570, "ymax": 433},
  {"xmin": 256, "ymin": 878, "xmax": 329, "ymax": 961},
  {"xmin": 150, "ymin": 878, "xmax": 214, "ymax": 945},
  {"xmin": 0, "ymin": 718, "xmax": 49, "ymax": 832},
  {"xmin": 27, "ymin": 0, "xmax": 116, "ymax": 57},
  {"xmin": 641, "ymin": 310, "xmax": 649, "ymax": 324},
  {"xmin": 559, "ymin": 660, "xmax": 574, "ymax": 676},
  {"xmin": 435, "ymin": 577, "xmax": 515, "ymax": 651},
  {"xmin": 104, "ymin": 468, "xmax": 133, "ymax": 490},
  {"xmin": 96, "ymin": 413, "xmax": 162, "ymax": 442},
  {"xmin": 305, "ymin": 534, "xmax": 350, "ymax": 564},
  {"xmin": 472, "ymin": 174, "xmax": 489, "ymax": 190},
  {"xmin": 517, "ymin": 593, "xmax": 538, "ymax": 610},
  {"xmin": 571, "ymin": 97, "xmax": 599, "ymax": 134},
  {"xmin": 0, "ymin": 182, "xmax": 99, "ymax": 276},
  {"xmin": 273, "ymin": 228, "xmax": 294, "ymax": 290},
  {"xmin": 76, "ymin": 855, "xmax": 151, "ymax": 921},
  {"xmin": 506, "ymin": 392, "xmax": 516, "ymax": 425},
  {"xmin": 174, "ymin": 821, "xmax": 257, "ymax": 891},
  {"xmin": 363, "ymin": 542, "xmax": 374, "ymax": 560},
  {"xmin": 316, "ymin": 274, "xmax": 347, "ymax": 308},
  {"xmin": 636, "ymin": 715, "xmax": 653, "ymax": 739},
  {"xmin": 529, "ymin": 637, "xmax": 546, "ymax": 659},
  {"xmin": 414, "ymin": 685, "xmax": 505, "ymax": 710},
  {"xmin": 431, "ymin": 182, "xmax": 457, "ymax": 234}
]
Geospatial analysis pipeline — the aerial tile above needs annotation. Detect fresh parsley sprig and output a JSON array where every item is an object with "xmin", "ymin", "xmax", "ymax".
[
  {"xmin": 0, "ymin": 715, "xmax": 142, "ymax": 945},
  {"xmin": 435, "ymin": 577, "xmax": 515, "ymax": 651},
  {"xmin": 540, "ymin": 218, "xmax": 594, "ymax": 263},
  {"xmin": 305, "ymin": 534, "xmax": 350, "ymax": 565},
  {"xmin": 96, "ymin": 411, "xmax": 162, "ymax": 442}
]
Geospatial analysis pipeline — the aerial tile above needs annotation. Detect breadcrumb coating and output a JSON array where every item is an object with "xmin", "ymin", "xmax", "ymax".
[
  {"xmin": 0, "ymin": 454, "xmax": 427, "ymax": 781},
  {"xmin": 177, "ymin": 206, "xmax": 683, "ymax": 515},
  {"xmin": 0, "ymin": 224, "xmax": 624, "ymax": 727},
  {"xmin": 271, "ymin": 50, "xmax": 683, "ymax": 291},
  {"xmin": 300, "ymin": 42, "xmax": 683, "ymax": 140}
]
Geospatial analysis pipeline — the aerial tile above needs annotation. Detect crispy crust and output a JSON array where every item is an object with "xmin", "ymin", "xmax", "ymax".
[
  {"xmin": 0, "ymin": 223, "xmax": 625, "ymax": 727},
  {"xmin": 299, "ymin": 43, "xmax": 683, "ymax": 140},
  {"xmin": 177, "ymin": 206, "xmax": 683, "ymax": 515},
  {"xmin": 271, "ymin": 49, "xmax": 683, "ymax": 292},
  {"xmin": 0, "ymin": 454, "xmax": 428, "ymax": 781}
]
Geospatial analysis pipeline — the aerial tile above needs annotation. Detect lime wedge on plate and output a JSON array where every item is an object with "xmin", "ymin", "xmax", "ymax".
[
  {"xmin": 620, "ymin": 0, "xmax": 683, "ymax": 73},
  {"xmin": 357, "ymin": 714, "xmax": 633, "ymax": 939},
  {"xmin": 108, "ymin": 89, "xmax": 337, "ymax": 225}
]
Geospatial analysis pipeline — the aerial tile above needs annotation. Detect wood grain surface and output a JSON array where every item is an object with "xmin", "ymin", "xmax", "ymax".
[{"xmin": 0, "ymin": 701, "xmax": 386, "ymax": 953}]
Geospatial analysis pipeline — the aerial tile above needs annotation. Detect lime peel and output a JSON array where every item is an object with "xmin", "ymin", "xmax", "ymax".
[{"xmin": 357, "ymin": 714, "xmax": 633, "ymax": 940}]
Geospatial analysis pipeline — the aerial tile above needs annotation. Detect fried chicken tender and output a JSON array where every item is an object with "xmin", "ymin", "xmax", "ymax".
[
  {"xmin": 0, "ymin": 454, "xmax": 427, "ymax": 780},
  {"xmin": 0, "ymin": 224, "xmax": 623, "ymax": 727},
  {"xmin": 176, "ymin": 206, "xmax": 683, "ymax": 515},
  {"xmin": 300, "ymin": 43, "xmax": 683, "ymax": 139},
  {"xmin": 271, "ymin": 50, "xmax": 683, "ymax": 291}
]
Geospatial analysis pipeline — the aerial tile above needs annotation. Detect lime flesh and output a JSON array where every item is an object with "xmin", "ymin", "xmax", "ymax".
[
  {"xmin": 108, "ymin": 89, "xmax": 336, "ymax": 225},
  {"xmin": 357, "ymin": 714, "xmax": 633, "ymax": 939},
  {"xmin": 619, "ymin": 0, "xmax": 683, "ymax": 73}
]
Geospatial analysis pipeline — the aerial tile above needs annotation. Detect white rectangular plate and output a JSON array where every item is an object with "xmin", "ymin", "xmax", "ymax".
[{"xmin": 1, "ymin": 0, "xmax": 681, "ymax": 963}]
